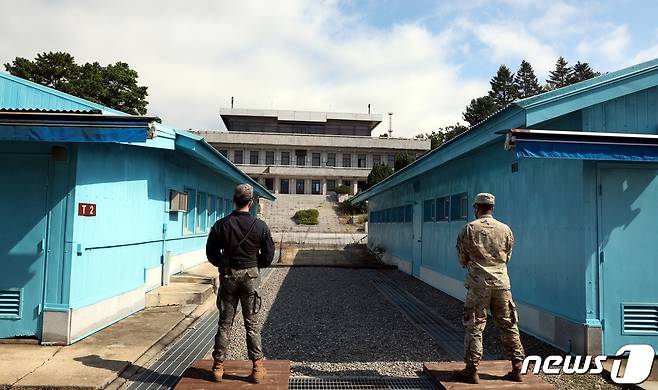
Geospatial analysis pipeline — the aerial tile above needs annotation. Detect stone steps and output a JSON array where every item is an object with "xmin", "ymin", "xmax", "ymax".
[{"xmin": 146, "ymin": 283, "xmax": 215, "ymax": 306}]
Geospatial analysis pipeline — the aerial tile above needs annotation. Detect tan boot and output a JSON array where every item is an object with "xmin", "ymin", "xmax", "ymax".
[
  {"xmin": 211, "ymin": 360, "xmax": 224, "ymax": 382},
  {"xmin": 503, "ymin": 360, "xmax": 523, "ymax": 382},
  {"xmin": 249, "ymin": 359, "xmax": 267, "ymax": 383},
  {"xmin": 453, "ymin": 363, "xmax": 479, "ymax": 384}
]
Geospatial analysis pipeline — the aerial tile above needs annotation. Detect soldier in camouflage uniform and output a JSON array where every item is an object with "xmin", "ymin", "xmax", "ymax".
[{"xmin": 454, "ymin": 193, "xmax": 525, "ymax": 384}]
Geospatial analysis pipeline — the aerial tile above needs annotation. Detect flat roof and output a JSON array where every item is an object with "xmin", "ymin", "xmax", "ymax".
[{"xmin": 220, "ymin": 107, "xmax": 382, "ymax": 126}]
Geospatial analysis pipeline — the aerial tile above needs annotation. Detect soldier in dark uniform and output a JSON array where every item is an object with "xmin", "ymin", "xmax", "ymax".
[
  {"xmin": 454, "ymin": 193, "xmax": 525, "ymax": 384},
  {"xmin": 206, "ymin": 183, "xmax": 275, "ymax": 383}
]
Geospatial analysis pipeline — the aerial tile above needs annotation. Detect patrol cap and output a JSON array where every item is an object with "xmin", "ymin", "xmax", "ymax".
[{"xmin": 474, "ymin": 192, "xmax": 495, "ymax": 205}]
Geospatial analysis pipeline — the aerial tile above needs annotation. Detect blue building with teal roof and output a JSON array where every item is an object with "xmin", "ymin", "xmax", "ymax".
[
  {"xmin": 0, "ymin": 72, "xmax": 274, "ymax": 344},
  {"xmin": 353, "ymin": 58, "xmax": 658, "ymax": 355}
]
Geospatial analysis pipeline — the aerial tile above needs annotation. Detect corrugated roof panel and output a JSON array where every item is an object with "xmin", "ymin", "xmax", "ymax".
[{"xmin": 0, "ymin": 72, "xmax": 126, "ymax": 115}]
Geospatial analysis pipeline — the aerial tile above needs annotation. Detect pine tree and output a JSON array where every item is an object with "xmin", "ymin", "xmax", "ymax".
[
  {"xmin": 462, "ymin": 96, "xmax": 497, "ymax": 126},
  {"xmin": 570, "ymin": 61, "xmax": 600, "ymax": 84},
  {"xmin": 546, "ymin": 56, "xmax": 573, "ymax": 90},
  {"xmin": 514, "ymin": 60, "xmax": 542, "ymax": 98},
  {"xmin": 488, "ymin": 65, "xmax": 518, "ymax": 107}
]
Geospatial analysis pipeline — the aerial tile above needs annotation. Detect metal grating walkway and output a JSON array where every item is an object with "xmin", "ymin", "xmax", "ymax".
[
  {"xmin": 289, "ymin": 376, "xmax": 435, "ymax": 390},
  {"xmin": 367, "ymin": 270, "xmax": 494, "ymax": 360}
]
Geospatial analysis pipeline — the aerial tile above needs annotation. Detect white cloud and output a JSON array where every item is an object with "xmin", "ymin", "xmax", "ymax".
[{"xmin": 0, "ymin": 0, "xmax": 484, "ymax": 137}]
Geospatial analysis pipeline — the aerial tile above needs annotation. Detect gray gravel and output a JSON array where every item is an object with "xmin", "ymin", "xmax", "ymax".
[
  {"xmin": 206, "ymin": 267, "xmax": 448, "ymax": 377},
  {"xmin": 202, "ymin": 266, "xmax": 628, "ymax": 388}
]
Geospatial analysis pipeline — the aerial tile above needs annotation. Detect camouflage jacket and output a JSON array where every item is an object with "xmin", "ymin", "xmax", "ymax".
[{"xmin": 456, "ymin": 214, "xmax": 514, "ymax": 289}]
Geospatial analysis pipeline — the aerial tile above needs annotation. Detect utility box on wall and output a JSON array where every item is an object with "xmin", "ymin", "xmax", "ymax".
[{"xmin": 169, "ymin": 190, "xmax": 188, "ymax": 212}]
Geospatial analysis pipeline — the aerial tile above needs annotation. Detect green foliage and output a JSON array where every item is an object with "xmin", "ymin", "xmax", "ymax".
[
  {"xmin": 367, "ymin": 163, "xmax": 393, "ymax": 188},
  {"xmin": 338, "ymin": 200, "xmax": 367, "ymax": 215},
  {"xmin": 293, "ymin": 208, "xmax": 319, "ymax": 225},
  {"xmin": 418, "ymin": 124, "xmax": 470, "ymax": 149},
  {"xmin": 4, "ymin": 51, "xmax": 148, "ymax": 115},
  {"xmin": 335, "ymin": 184, "xmax": 351, "ymax": 194},
  {"xmin": 488, "ymin": 65, "xmax": 518, "ymax": 108},
  {"xmin": 514, "ymin": 60, "xmax": 542, "ymax": 98},
  {"xmin": 570, "ymin": 61, "xmax": 600, "ymax": 84},
  {"xmin": 394, "ymin": 153, "xmax": 415, "ymax": 172},
  {"xmin": 546, "ymin": 56, "xmax": 573, "ymax": 90},
  {"xmin": 462, "ymin": 96, "xmax": 497, "ymax": 127}
]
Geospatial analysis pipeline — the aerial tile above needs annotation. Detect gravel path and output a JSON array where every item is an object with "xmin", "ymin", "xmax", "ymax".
[
  {"xmin": 203, "ymin": 266, "xmax": 626, "ymax": 388},
  {"xmin": 205, "ymin": 267, "xmax": 448, "ymax": 377}
]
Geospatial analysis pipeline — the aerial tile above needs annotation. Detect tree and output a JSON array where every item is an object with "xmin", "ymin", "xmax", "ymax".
[
  {"xmin": 488, "ymin": 65, "xmax": 517, "ymax": 108},
  {"xmin": 570, "ymin": 61, "xmax": 600, "ymax": 84},
  {"xmin": 546, "ymin": 56, "xmax": 573, "ymax": 90},
  {"xmin": 4, "ymin": 51, "xmax": 149, "ymax": 115},
  {"xmin": 394, "ymin": 153, "xmax": 415, "ymax": 171},
  {"xmin": 514, "ymin": 60, "xmax": 542, "ymax": 98},
  {"xmin": 367, "ymin": 163, "xmax": 394, "ymax": 188},
  {"xmin": 463, "ymin": 96, "xmax": 497, "ymax": 126}
]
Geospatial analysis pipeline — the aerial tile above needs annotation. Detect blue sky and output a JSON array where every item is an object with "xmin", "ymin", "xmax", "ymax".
[{"xmin": 1, "ymin": 1, "xmax": 657, "ymax": 137}]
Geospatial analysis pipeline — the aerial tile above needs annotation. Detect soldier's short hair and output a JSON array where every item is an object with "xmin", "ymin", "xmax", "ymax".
[{"xmin": 233, "ymin": 184, "xmax": 253, "ymax": 208}]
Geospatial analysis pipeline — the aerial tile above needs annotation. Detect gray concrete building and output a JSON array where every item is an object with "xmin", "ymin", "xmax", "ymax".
[{"xmin": 196, "ymin": 108, "xmax": 431, "ymax": 195}]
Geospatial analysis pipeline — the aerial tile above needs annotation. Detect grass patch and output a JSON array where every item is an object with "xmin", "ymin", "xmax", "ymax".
[{"xmin": 293, "ymin": 208, "xmax": 319, "ymax": 225}]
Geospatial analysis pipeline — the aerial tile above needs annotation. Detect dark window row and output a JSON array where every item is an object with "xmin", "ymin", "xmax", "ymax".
[
  {"xmin": 423, "ymin": 192, "xmax": 468, "ymax": 222},
  {"xmin": 370, "ymin": 205, "xmax": 413, "ymax": 224}
]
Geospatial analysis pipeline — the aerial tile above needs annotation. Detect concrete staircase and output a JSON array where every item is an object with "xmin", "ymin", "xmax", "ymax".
[
  {"xmin": 146, "ymin": 262, "xmax": 218, "ymax": 306},
  {"xmin": 260, "ymin": 194, "xmax": 360, "ymax": 233}
]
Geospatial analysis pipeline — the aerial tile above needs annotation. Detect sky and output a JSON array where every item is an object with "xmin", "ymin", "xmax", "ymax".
[{"xmin": 1, "ymin": 0, "xmax": 657, "ymax": 137}]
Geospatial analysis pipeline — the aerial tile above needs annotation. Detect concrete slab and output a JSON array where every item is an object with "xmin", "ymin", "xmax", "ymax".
[
  {"xmin": 12, "ymin": 306, "xmax": 187, "ymax": 389},
  {"xmin": 424, "ymin": 361, "xmax": 554, "ymax": 389},
  {"xmin": 277, "ymin": 243, "xmax": 391, "ymax": 268},
  {"xmin": 0, "ymin": 344, "xmax": 61, "ymax": 388},
  {"xmin": 176, "ymin": 360, "xmax": 290, "ymax": 390},
  {"xmin": 146, "ymin": 283, "xmax": 214, "ymax": 306}
]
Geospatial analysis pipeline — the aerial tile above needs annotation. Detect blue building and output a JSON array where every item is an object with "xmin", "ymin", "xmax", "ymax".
[
  {"xmin": 0, "ymin": 73, "xmax": 274, "ymax": 344},
  {"xmin": 353, "ymin": 59, "xmax": 658, "ymax": 355}
]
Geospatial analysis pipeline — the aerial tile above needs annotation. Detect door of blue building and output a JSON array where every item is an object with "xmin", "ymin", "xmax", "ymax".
[
  {"xmin": 598, "ymin": 165, "xmax": 658, "ymax": 354},
  {"xmin": 0, "ymin": 157, "xmax": 49, "ymax": 338},
  {"xmin": 412, "ymin": 202, "xmax": 422, "ymax": 276}
]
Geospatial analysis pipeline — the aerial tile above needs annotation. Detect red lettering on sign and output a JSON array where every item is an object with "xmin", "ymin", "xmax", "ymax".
[{"xmin": 78, "ymin": 203, "xmax": 97, "ymax": 216}]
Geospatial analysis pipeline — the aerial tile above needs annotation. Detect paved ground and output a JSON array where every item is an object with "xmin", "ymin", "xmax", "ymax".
[{"xmin": 261, "ymin": 195, "xmax": 361, "ymax": 233}]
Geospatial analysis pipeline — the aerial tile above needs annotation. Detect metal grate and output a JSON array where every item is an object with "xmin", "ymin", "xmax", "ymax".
[
  {"xmin": 623, "ymin": 304, "xmax": 658, "ymax": 334},
  {"xmin": 289, "ymin": 376, "xmax": 435, "ymax": 390},
  {"xmin": 367, "ymin": 271, "xmax": 467, "ymax": 360},
  {"xmin": 0, "ymin": 290, "xmax": 21, "ymax": 318}
]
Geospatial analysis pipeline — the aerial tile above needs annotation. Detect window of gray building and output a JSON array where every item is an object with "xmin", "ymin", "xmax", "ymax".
[
  {"xmin": 373, "ymin": 154, "xmax": 381, "ymax": 165},
  {"xmin": 312, "ymin": 152, "xmax": 321, "ymax": 166},
  {"xmin": 296, "ymin": 150, "xmax": 306, "ymax": 166},
  {"xmin": 343, "ymin": 180, "xmax": 352, "ymax": 188},
  {"xmin": 327, "ymin": 180, "xmax": 336, "ymax": 191},
  {"xmin": 281, "ymin": 152, "xmax": 290, "ymax": 165},
  {"xmin": 234, "ymin": 150, "xmax": 243, "ymax": 164},
  {"xmin": 280, "ymin": 179, "xmax": 289, "ymax": 194},
  {"xmin": 265, "ymin": 178, "xmax": 274, "ymax": 191},
  {"xmin": 343, "ymin": 153, "xmax": 351, "ymax": 167},
  {"xmin": 327, "ymin": 153, "xmax": 336, "ymax": 166},
  {"xmin": 250, "ymin": 151, "xmax": 259, "ymax": 165},
  {"xmin": 312, "ymin": 180, "xmax": 321, "ymax": 194},
  {"xmin": 358, "ymin": 154, "xmax": 366, "ymax": 168},
  {"xmin": 265, "ymin": 151, "xmax": 275, "ymax": 165},
  {"xmin": 219, "ymin": 150, "xmax": 228, "ymax": 157},
  {"xmin": 387, "ymin": 154, "xmax": 395, "ymax": 167}
]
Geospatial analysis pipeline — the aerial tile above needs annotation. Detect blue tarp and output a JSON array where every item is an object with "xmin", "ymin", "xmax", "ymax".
[
  {"xmin": 0, "ymin": 123, "xmax": 147, "ymax": 143},
  {"xmin": 516, "ymin": 140, "xmax": 658, "ymax": 161}
]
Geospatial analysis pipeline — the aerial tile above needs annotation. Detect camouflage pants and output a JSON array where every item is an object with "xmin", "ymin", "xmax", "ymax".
[
  {"xmin": 463, "ymin": 287, "xmax": 525, "ymax": 366},
  {"xmin": 212, "ymin": 267, "xmax": 263, "ymax": 361}
]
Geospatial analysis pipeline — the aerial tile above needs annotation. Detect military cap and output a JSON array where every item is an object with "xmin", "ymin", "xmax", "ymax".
[{"xmin": 474, "ymin": 192, "xmax": 495, "ymax": 205}]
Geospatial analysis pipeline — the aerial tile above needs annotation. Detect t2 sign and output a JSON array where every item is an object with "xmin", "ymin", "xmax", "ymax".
[{"xmin": 78, "ymin": 203, "xmax": 97, "ymax": 217}]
